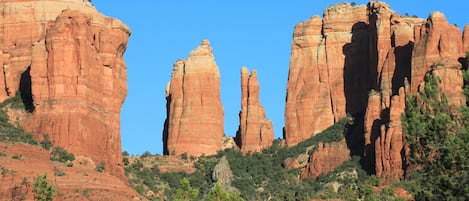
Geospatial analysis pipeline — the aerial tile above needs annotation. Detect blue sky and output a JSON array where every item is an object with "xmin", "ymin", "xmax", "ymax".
[{"xmin": 92, "ymin": 1, "xmax": 468, "ymax": 155}]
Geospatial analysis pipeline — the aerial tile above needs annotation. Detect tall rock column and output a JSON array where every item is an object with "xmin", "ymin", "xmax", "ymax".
[
  {"xmin": 0, "ymin": 0, "xmax": 130, "ymax": 180},
  {"xmin": 285, "ymin": 3, "xmax": 371, "ymax": 146},
  {"xmin": 375, "ymin": 87, "xmax": 406, "ymax": 183},
  {"xmin": 236, "ymin": 67, "xmax": 274, "ymax": 153},
  {"xmin": 164, "ymin": 40, "xmax": 224, "ymax": 156}
]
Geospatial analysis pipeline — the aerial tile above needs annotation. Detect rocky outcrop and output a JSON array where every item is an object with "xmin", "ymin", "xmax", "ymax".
[
  {"xmin": 374, "ymin": 88, "xmax": 406, "ymax": 184},
  {"xmin": 300, "ymin": 140, "xmax": 351, "ymax": 179},
  {"xmin": 236, "ymin": 67, "xmax": 274, "ymax": 153},
  {"xmin": 286, "ymin": 2, "xmax": 467, "ymax": 183},
  {"xmin": 412, "ymin": 12, "xmax": 465, "ymax": 106},
  {"xmin": 0, "ymin": 0, "xmax": 130, "ymax": 180},
  {"xmin": 164, "ymin": 40, "xmax": 224, "ymax": 156},
  {"xmin": 285, "ymin": 3, "xmax": 371, "ymax": 146},
  {"xmin": 212, "ymin": 156, "xmax": 239, "ymax": 193}
]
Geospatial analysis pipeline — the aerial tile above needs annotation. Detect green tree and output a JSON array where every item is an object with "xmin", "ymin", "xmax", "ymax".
[
  {"xmin": 207, "ymin": 183, "xmax": 244, "ymax": 201},
  {"xmin": 402, "ymin": 73, "xmax": 469, "ymax": 200},
  {"xmin": 174, "ymin": 178, "xmax": 199, "ymax": 201},
  {"xmin": 33, "ymin": 173, "xmax": 57, "ymax": 201}
]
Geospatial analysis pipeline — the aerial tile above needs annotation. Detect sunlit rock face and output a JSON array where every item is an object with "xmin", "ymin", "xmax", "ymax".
[
  {"xmin": 285, "ymin": 2, "xmax": 467, "ymax": 183},
  {"xmin": 0, "ymin": 0, "xmax": 130, "ymax": 179},
  {"xmin": 164, "ymin": 40, "xmax": 224, "ymax": 156},
  {"xmin": 236, "ymin": 67, "xmax": 274, "ymax": 154}
]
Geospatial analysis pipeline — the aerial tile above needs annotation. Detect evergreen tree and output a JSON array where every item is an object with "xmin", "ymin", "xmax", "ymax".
[{"xmin": 174, "ymin": 178, "xmax": 199, "ymax": 201}]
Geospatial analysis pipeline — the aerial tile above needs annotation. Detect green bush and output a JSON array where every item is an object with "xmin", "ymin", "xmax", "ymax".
[
  {"xmin": 95, "ymin": 164, "xmax": 105, "ymax": 173},
  {"xmin": 174, "ymin": 178, "xmax": 199, "ymax": 201},
  {"xmin": 33, "ymin": 173, "xmax": 57, "ymax": 201},
  {"xmin": 40, "ymin": 134, "xmax": 52, "ymax": 150},
  {"xmin": 50, "ymin": 146, "xmax": 75, "ymax": 163},
  {"xmin": 207, "ymin": 183, "xmax": 244, "ymax": 201}
]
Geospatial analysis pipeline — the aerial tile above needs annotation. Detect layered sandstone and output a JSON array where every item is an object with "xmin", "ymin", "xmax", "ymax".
[
  {"xmin": 164, "ymin": 40, "xmax": 224, "ymax": 156},
  {"xmin": 374, "ymin": 88, "xmax": 406, "ymax": 184},
  {"xmin": 412, "ymin": 12, "xmax": 465, "ymax": 105},
  {"xmin": 300, "ymin": 140, "xmax": 351, "ymax": 179},
  {"xmin": 0, "ymin": 0, "xmax": 130, "ymax": 179},
  {"xmin": 285, "ymin": 3, "xmax": 371, "ymax": 146},
  {"xmin": 236, "ymin": 67, "xmax": 274, "ymax": 153},
  {"xmin": 287, "ymin": 2, "xmax": 468, "ymax": 183}
]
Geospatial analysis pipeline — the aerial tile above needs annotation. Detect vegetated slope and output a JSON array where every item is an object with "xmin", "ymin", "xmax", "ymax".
[
  {"xmin": 125, "ymin": 119, "xmax": 407, "ymax": 201},
  {"xmin": 399, "ymin": 56, "xmax": 469, "ymax": 200},
  {"xmin": 0, "ymin": 93, "xmax": 142, "ymax": 201}
]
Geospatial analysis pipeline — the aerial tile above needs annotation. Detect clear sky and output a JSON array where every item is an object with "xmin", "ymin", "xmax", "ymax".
[{"xmin": 92, "ymin": 1, "xmax": 468, "ymax": 155}]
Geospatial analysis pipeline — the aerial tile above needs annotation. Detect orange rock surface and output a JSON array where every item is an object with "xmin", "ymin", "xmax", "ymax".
[
  {"xmin": 464, "ymin": 25, "xmax": 469, "ymax": 51},
  {"xmin": 286, "ymin": 2, "xmax": 467, "ymax": 183},
  {"xmin": 236, "ymin": 67, "xmax": 274, "ymax": 153},
  {"xmin": 164, "ymin": 40, "xmax": 224, "ymax": 156},
  {"xmin": 411, "ymin": 12, "xmax": 465, "ymax": 94},
  {"xmin": 300, "ymin": 140, "xmax": 351, "ymax": 179},
  {"xmin": 375, "ymin": 88, "xmax": 406, "ymax": 184},
  {"xmin": 0, "ymin": 0, "xmax": 130, "ymax": 180},
  {"xmin": 0, "ymin": 143, "xmax": 142, "ymax": 201},
  {"xmin": 285, "ymin": 3, "xmax": 371, "ymax": 146}
]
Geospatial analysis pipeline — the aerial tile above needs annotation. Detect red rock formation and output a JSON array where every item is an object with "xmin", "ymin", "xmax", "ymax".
[
  {"xmin": 164, "ymin": 40, "xmax": 224, "ymax": 156},
  {"xmin": 411, "ymin": 12, "xmax": 465, "ymax": 94},
  {"xmin": 285, "ymin": 3, "xmax": 370, "ymax": 146},
  {"xmin": 236, "ymin": 67, "xmax": 274, "ymax": 153},
  {"xmin": 0, "ymin": 0, "xmax": 130, "ymax": 180},
  {"xmin": 375, "ymin": 87, "xmax": 406, "ymax": 184},
  {"xmin": 287, "ymin": 2, "xmax": 467, "ymax": 183},
  {"xmin": 300, "ymin": 140, "xmax": 351, "ymax": 179},
  {"xmin": 464, "ymin": 25, "xmax": 469, "ymax": 52},
  {"xmin": 363, "ymin": 91, "xmax": 381, "ymax": 171}
]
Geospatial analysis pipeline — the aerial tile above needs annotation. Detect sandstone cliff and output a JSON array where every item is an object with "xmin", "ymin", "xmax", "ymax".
[
  {"xmin": 286, "ymin": 2, "xmax": 467, "ymax": 183},
  {"xmin": 164, "ymin": 40, "xmax": 224, "ymax": 156},
  {"xmin": 285, "ymin": 3, "xmax": 370, "ymax": 146},
  {"xmin": 0, "ymin": 0, "xmax": 130, "ymax": 179},
  {"xmin": 300, "ymin": 140, "xmax": 351, "ymax": 179},
  {"xmin": 236, "ymin": 67, "xmax": 274, "ymax": 153}
]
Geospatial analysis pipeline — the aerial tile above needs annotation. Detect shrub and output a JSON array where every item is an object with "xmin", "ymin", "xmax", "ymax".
[
  {"xmin": 40, "ymin": 134, "xmax": 52, "ymax": 150},
  {"xmin": 141, "ymin": 151, "xmax": 152, "ymax": 158},
  {"xmin": 95, "ymin": 164, "xmax": 105, "ymax": 173},
  {"xmin": 33, "ymin": 173, "xmax": 57, "ymax": 201},
  {"xmin": 50, "ymin": 146, "xmax": 75, "ymax": 163},
  {"xmin": 207, "ymin": 183, "xmax": 244, "ymax": 201}
]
